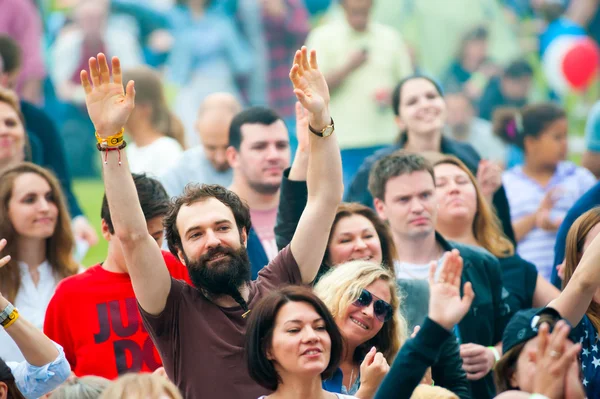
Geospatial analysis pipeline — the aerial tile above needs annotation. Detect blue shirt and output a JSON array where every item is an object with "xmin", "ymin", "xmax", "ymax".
[
  {"xmin": 7, "ymin": 343, "xmax": 71, "ymax": 399},
  {"xmin": 552, "ymin": 181, "xmax": 600, "ymax": 287},
  {"xmin": 571, "ymin": 315, "xmax": 600, "ymax": 398},
  {"xmin": 323, "ymin": 368, "xmax": 360, "ymax": 395}
]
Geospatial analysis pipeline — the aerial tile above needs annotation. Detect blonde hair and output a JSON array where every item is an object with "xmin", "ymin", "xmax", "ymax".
[
  {"xmin": 314, "ymin": 260, "xmax": 407, "ymax": 363},
  {"xmin": 422, "ymin": 152, "xmax": 514, "ymax": 258},
  {"xmin": 410, "ymin": 384, "xmax": 459, "ymax": 399},
  {"xmin": 51, "ymin": 376, "xmax": 110, "ymax": 399},
  {"xmin": 99, "ymin": 373, "xmax": 182, "ymax": 399}
]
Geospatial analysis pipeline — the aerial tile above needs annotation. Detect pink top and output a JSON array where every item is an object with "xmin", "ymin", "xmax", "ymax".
[
  {"xmin": 250, "ymin": 207, "xmax": 279, "ymax": 261},
  {"xmin": 0, "ymin": 0, "xmax": 46, "ymax": 94}
]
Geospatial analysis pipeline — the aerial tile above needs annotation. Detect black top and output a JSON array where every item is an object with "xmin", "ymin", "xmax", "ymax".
[
  {"xmin": 343, "ymin": 134, "xmax": 516, "ymax": 246},
  {"xmin": 274, "ymin": 169, "xmax": 472, "ymax": 399},
  {"xmin": 374, "ymin": 317, "xmax": 454, "ymax": 399},
  {"xmin": 21, "ymin": 100, "xmax": 83, "ymax": 218},
  {"xmin": 499, "ymin": 254, "xmax": 538, "ymax": 317},
  {"xmin": 439, "ymin": 236, "xmax": 508, "ymax": 399}
]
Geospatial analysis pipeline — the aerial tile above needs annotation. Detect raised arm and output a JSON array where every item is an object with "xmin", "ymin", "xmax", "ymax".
[
  {"xmin": 288, "ymin": 47, "xmax": 343, "ymax": 283},
  {"xmin": 80, "ymin": 54, "xmax": 170, "ymax": 315},
  {"xmin": 548, "ymin": 226, "xmax": 600, "ymax": 327}
]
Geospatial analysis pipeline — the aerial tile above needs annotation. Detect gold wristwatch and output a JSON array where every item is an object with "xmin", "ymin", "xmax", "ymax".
[{"xmin": 308, "ymin": 117, "xmax": 335, "ymax": 138}]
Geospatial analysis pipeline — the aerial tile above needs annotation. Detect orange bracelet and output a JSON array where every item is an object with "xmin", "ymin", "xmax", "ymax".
[{"xmin": 95, "ymin": 128, "xmax": 125, "ymax": 148}]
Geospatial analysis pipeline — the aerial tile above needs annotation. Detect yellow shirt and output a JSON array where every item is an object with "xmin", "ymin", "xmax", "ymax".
[
  {"xmin": 306, "ymin": 19, "xmax": 413, "ymax": 149},
  {"xmin": 371, "ymin": 0, "xmax": 521, "ymax": 77}
]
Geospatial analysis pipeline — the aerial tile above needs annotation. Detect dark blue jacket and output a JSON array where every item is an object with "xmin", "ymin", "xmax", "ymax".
[
  {"xmin": 551, "ymin": 181, "xmax": 600, "ymax": 288},
  {"xmin": 344, "ymin": 135, "xmax": 516, "ymax": 245},
  {"xmin": 248, "ymin": 228, "xmax": 268, "ymax": 280}
]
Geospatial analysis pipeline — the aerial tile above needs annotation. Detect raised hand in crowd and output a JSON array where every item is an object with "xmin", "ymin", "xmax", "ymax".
[
  {"xmin": 72, "ymin": 217, "xmax": 99, "ymax": 249},
  {"xmin": 535, "ymin": 188, "xmax": 563, "ymax": 232},
  {"xmin": 476, "ymin": 160, "xmax": 503, "ymax": 203},
  {"xmin": 428, "ymin": 250, "xmax": 475, "ymax": 330},
  {"xmin": 532, "ymin": 322, "xmax": 583, "ymax": 399},
  {"xmin": 357, "ymin": 346, "xmax": 390, "ymax": 399},
  {"xmin": 375, "ymin": 250, "xmax": 474, "ymax": 399},
  {"xmin": 288, "ymin": 101, "xmax": 310, "ymax": 181}
]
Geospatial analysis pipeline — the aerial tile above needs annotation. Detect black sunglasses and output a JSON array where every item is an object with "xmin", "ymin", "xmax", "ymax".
[{"xmin": 353, "ymin": 289, "xmax": 393, "ymax": 323}]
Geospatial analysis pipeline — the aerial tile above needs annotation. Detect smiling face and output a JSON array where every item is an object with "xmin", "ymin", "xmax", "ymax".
[
  {"xmin": 0, "ymin": 102, "xmax": 25, "ymax": 166},
  {"xmin": 8, "ymin": 173, "xmax": 58, "ymax": 239},
  {"xmin": 337, "ymin": 279, "xmax": 391, "ymax": 348},
  {"xmin": 434, "ymin": 163, "xmax": 478, "ymax": 228},
  {"xmin": 229, "ymin": 121, "xmax": 290, "ymax": 195},
  {"xmin": 327, "ymin": 214, "xmax": 383, "ymax": 266},
  {"xmin": 375, "ymin": 171, "xmax": 437, "ymax": 241},
  {"xmin": 395, "ymin": 78, "xmax": 447, "ymax": 137},
  {"xmin": 176, "ymin": 197, "xmax": 250, "ymax": 294},
  {"xmin": 268, "ymin": 301, "xmax": 332, "ymax": 379}
]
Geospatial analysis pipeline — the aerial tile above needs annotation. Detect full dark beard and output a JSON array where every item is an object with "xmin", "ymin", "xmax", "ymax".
[{"xmin": 184, "ymin": 245, "xmax": 251, "ymax": 298}]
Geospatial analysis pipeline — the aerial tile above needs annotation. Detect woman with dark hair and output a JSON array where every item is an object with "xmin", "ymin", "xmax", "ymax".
[
  {"xmin": 495, "ymin": 103, "xmax": 597, "ymax": 281},
  {"xmin": 0, "ymin": 358, "xmax": 26, "ymax": 399},
  {"xmin": 245, "ymin": 285, "xmax": 354, "ymax": 399},
  {"xmin": 344, "ymin": 74, "xmax": 515, "ymax": 245},
  {"xmin": 425, "ymin": 153, "xmax": 559, "ymax": 313},
  {"xmin": 0, "ymin": 163, "xmax": 79, "ymax": 362},
  {"xmin": 274, "ymin": 120, "xmax": 471, "ymax": 398}
]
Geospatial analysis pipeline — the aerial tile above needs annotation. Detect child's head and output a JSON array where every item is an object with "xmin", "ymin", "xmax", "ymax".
[{"xmin": 493, "ymin": 103, "xmax": 568, "ymax": 166}]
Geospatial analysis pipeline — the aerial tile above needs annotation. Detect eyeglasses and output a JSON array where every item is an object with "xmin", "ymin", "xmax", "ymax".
[{"xmin": 352, "ymin": 289, "xmax": 394, "ymax": 323}]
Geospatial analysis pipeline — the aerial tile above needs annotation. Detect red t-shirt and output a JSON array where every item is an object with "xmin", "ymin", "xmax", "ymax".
[{"xmin": 44, "ymin": 251, "xmax": 190, "ymax": 379}]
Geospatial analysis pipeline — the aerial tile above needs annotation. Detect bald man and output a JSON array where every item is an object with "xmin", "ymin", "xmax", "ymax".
[{"xmin": 159, "ymin": 93, "xmax": 242, "ymax": 197}]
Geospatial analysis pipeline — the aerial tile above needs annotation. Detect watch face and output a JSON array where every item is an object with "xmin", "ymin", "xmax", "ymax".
[{"xmin": 322, "ymin": 126, "xmax": 334, "ymax": 137}]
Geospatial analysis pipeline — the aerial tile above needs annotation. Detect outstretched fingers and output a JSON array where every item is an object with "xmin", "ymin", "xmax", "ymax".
[
  {"xmin": 0, "ymin": 238, "xmax": 9, "ymax": 268},
  {"xmin": 97, "ymin": 53, "xmax": 110, "ymax": 85},
  {"xmin": 125, "ymin": 80, "xmax": 136, "ymax": 108},
  {"xmin": 309, "ymin": 49, "xmax": 318, "ymax": 69},
  {"xmin": 80, "ymin": 70, "xmax": 92, "ymax": 94},
  {"xmin": 428, "ymin": 260, "xmax": 437, "ymax": 286},
  {"xmin": 461, "ymin": 281, "xmax": 475, "ymax": 308},
  {"xmin": 300, "ymin": 46, "xmax": 311, "ymax": 71},
  {"xmin": 88, "ymin": 57, "xmax": 100, "ymax": 87},
  {"xmin": 111, "ymin": 56, "xmax": 122, "ymax": 86}
]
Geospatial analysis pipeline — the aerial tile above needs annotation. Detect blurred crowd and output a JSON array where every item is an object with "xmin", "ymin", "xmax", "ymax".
[{"xmin": 3, "ymin": 0, "xmax": 600, "ymax": 399}]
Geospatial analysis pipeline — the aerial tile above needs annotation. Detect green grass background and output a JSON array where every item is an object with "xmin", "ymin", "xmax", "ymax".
[{"xmin": 73, "ymin": 180, "xmax": 107, "ymax": 267}]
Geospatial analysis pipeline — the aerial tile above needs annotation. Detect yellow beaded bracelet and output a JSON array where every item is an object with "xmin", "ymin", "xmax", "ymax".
[{"xmin": 1, "ymin": 307, "xmax": 19, "ymax": 329}]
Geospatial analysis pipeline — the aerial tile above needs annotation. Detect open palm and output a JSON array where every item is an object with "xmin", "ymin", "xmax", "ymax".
[
  {"xmin": 289, "ymin": 47, "xmax": 329, "ymax": 116},
  {"xmin": 80, "ymin": 54, "xmax": 135, "ymax": 137},
  {"xmin": 428, "ymin": 250, "xmax": 475, "ymax": 330}
]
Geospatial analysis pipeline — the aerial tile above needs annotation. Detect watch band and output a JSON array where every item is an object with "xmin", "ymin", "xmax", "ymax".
[
  {"xmin": 0, "ymin": 303, "xmax": 15, "ymax": 325},
  {"xmin": 308, "ymin": 117, "xmax": 334, "ymax": 137}
]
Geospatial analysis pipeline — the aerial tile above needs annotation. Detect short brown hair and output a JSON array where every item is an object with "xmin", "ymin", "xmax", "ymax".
[
  {"xmin": 245, "ymin": 286, "xmax": 344, "ymax": 391},
  {"xmin": 164, "ymin": 184, "xmax": 252, "ymax": 257},
  {"xmin": 325, "ymin": 202, "xmax": 397, "ymax": 273},
  {"xmin": 368, "ymin": 151, "xmax": 435, "ymax": 201}
]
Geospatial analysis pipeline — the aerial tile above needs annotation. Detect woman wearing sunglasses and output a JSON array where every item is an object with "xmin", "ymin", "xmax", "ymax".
[
  {"xmin": 313, "ymin": 261, "xmax": 404, "ymax": 398},
  {"xmin": 274, "ymin": 113, "xmax": 471, "ymax": 398}
]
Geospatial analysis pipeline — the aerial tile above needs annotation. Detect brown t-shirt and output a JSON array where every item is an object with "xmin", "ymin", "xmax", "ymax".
[{"xmin": 139, "ymin": 245, "xmax": 302, "ymax": 399}]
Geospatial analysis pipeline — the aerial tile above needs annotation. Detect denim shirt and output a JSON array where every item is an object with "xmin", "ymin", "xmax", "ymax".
[
  {"xmin": 7, "ymin": 343, "xmax": 71, "ymax": 399},
  {"xmin": 323, "ymin": 367, "xmax": 361, "ymax": 395}
]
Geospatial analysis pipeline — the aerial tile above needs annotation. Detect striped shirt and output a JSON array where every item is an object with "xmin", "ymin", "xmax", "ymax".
[{"xmin": 502, "ymin": 161, "xmax": 596, "ymax": 280}]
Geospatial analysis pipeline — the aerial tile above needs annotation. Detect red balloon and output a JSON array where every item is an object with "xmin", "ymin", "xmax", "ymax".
[{"xmin": 562, "ymin": 37, "xmax": 600, "ymax": 90}]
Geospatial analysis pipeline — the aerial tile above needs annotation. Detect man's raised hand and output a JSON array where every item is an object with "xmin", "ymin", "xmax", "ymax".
[
  {"xmin": 80, "ymin": 53, "xmax": 135, "ymax": 138},
  {"xmin": 289, "ymin": 47, "xmax": 331, "ymax": 130}
]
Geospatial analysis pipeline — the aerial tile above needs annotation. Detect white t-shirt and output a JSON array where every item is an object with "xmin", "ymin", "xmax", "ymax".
[
  {"xmin": 0, "ymin": 261, "xmax": 59, "ymax": 362},
  {"xmin": 126, "ymin": 136, "xmax": 183, "ymax": 177}
]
